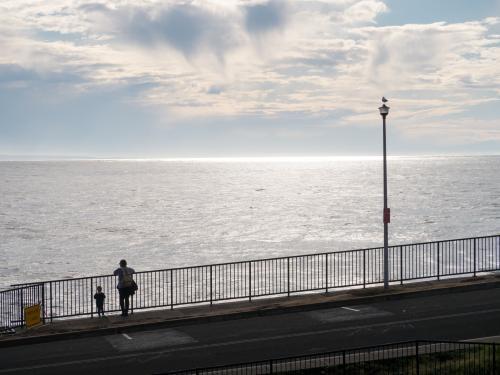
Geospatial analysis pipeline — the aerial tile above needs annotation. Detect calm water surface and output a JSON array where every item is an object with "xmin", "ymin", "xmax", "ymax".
[{"xmin": 0, "ymin": 156, "xmax": 498, "ymax": 287}]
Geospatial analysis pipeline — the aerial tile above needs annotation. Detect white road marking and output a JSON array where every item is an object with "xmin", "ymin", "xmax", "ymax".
[
  {"xmin": 106, "ymin": 328, "xmax": 196, "ymax": 352},
  {"xmin": 341, "ymin": 306, "xmax": 360, "ymax": 312},
  {"xmin": 2, "ymin": 308, "xmax": 500, "ymax": 373},
  {"xmin": 308, "ymin": 306, "xmax": 391, "ymax": 323}
]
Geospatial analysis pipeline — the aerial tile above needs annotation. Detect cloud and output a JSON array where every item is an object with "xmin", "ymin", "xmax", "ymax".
[
  {"xmin": 111, "ymin": 4, "xmax": 243, "ymax": 61},
  {"xmin": 244, "ymin": 0, "xmax": 288, "ymax": 34},
  {"xmin": 363, "ymin": 21, "xmax": 492, "ymax": 85},
  {"xmin": 207, "ymin": 85, "xmax": 224, "ymax": 95},
  {"xmin": 0, "ymin": 62, "xmax": 87, "ymax": 94},
  {"xmin": 0, "ymin": 64, "xmax": 39, "ymax": 83},
  {"xmin": 78, "ymin": 3, "xmax": 110, "ymax": 13},
  {"xmin": 0, "ymin": 0, "xmax": 499, "ymax": 150},
  {"xmin": 403, "ymin": 117, "xmax": 500, "ymax": 144},
  {"xmin": 342, "ymin": 0, "xmax": 387, "ymax": 24}
]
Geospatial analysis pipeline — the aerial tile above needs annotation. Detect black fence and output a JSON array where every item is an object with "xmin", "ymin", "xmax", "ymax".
[
  {"xmin": 1, "ymin": 234, "xmax": 499, "ymax": 329},
  {"xmin": 161, "ymin": 340, "xmax": 499, "ymax": 374},
  {"xmin": 0, "ymin": 284, "xmax": 44, "ymax": 331}
]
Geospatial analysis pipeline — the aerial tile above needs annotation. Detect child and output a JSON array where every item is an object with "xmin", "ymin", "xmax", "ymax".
[{"xmin": 94, "ymin": 286, "xmax": 106, "ymax": 317}]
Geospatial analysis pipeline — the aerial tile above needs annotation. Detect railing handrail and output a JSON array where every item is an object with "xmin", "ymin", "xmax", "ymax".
[
  {"xmin": 0, "ymin": 283, "xmax": 44, "ymax": 293},
  {"xmin": 10, "ymin": 233, "xmax": 499, "ymax": 287}
]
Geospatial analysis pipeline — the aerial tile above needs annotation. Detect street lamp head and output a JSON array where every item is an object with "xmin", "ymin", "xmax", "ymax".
[{"xmin": 379, "ymin": 103, "xmax": 390, "ymax": 117}]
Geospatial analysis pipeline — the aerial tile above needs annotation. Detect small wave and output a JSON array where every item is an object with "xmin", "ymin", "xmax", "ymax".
[{"xmin": 95, "ymin": 227, "xmax": 135, "ymax": 233}]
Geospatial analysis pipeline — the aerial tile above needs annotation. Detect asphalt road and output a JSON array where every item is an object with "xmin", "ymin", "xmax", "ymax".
[{"xmin": 1, "ymin": 287, "xmax": 499, "ymax": 374}]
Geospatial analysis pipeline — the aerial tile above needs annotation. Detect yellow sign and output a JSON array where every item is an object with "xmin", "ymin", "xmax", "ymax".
[{"xmin": 24, "ymin": 304, "xmax": 41, "ymax": 328}]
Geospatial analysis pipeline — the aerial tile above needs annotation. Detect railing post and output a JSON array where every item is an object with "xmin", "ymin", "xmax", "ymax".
[
  {"xmin": 342, "ymin": 350, "xmax": 346, "ymax": 374},
  {"xmin": 130, "ymin": 292, "xmax": 134, "ymax": 315},
  {"xmin": 400, "ymin": 246, "xmax": 403, "ymax": 285},
  {"xmin": 249, "ymin": 262, "xmax": 252, "ymax": 302},
  {"xmin": 49, "ymin": 282, "xmax": 53, "ymax": 323},
  {"xmin": 437, "ymin": 242, "xmax": 440, "ymax": 281},
  {"xmin": 325, "ymin": 253, "xmax": 329, "ymax": 293},
  {"xmin": 363, "ymin": 250, "xmax": 366, "ymax": 288},
  {"xmin": 415, "ymin": 341, "xmax": 420, "ymax": 375},
  {"xmin": 210, "ymin": 265, "xmax": 213, "ymax": 306},
  {"xmin": 497, "ymin": 235, "xmax": 500, "ymax": 271},
  {"xmin": 90, "ymin": 278, "xmax": 94, "ymax": 319},
  {"xmin": 41, "ymin": 283, "xmax": 46, "ymax": 324},
  {"xmin": 170, "ymin": 270, "xmax": 174, "ymax": 310},
  {"xmin": 493, "ymin": 343, "xmax": 496, "ymax": 374},
  {"xmin": 20, "ymin": 288, "xmax": 24, "ymax": 327},
  {"xmin": 269, "ymin": 359, "xmax": 273, "ymax": 374},
  {"xmin": 473, "ymin": 238, "xmax": 477, "ymax": 277},
  {"xmin": 287, "ymin": 257, "xmax": 290, "ymax": 297}
]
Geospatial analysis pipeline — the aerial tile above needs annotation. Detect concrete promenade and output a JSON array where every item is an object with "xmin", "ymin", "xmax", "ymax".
[
  {"xmin": 1, "ymin": 274, "xmax": 500, "ymax": 345},
  {"xmin": 0, "ymin": 274, "xmax": 499, "ymax": 374}
]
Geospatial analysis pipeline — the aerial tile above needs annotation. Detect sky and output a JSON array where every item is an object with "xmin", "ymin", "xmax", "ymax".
[{"xmin": 0, "ymin": 0, "xmax": 499, "ymax": 158}]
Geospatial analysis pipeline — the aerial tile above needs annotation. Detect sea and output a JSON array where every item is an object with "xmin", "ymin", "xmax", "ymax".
[{"xmin": 1, "ymin": 156, "xmax": 499, "ymax": 288}]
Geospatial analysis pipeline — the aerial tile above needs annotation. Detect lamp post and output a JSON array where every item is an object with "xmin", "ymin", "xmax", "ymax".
[{"xmin": 379, "ymin": 98, "xmax": 390, "ymax": 289}]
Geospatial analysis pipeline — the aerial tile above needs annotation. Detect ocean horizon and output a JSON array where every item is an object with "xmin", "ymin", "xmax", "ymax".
[{"xmin": 1, "ymin": 154, "xmax": 500, "ymax": 161}]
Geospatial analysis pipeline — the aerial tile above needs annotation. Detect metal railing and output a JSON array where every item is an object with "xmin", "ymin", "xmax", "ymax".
[
  {"xmin": 160, "ymin": 340, "xmax": 499, "ymax": 374},
  {"xmin": 0, "ymin": 284, "xmax": 44, "ymax": 331},
  {"xmin": 1, "ymin": 234, "xmax": 499, "ymax": 329}
]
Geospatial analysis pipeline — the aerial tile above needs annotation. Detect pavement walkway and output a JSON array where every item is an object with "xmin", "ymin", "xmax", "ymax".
[{"xmin": 2, "ymin": 273, "xmax": 499, "ymax": 347}]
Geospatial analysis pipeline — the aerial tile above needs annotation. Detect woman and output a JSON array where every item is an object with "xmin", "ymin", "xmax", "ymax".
[{"xmin": 113, "ymin": 259, "xmax": 136, "ymax": 316}]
